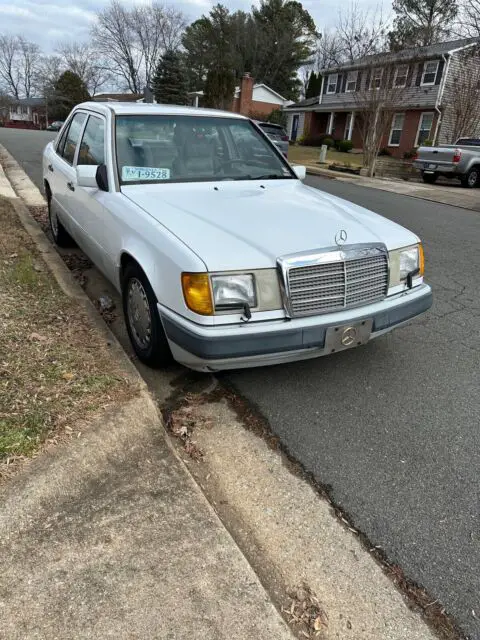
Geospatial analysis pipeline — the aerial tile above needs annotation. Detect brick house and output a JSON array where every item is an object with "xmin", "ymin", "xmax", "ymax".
[
  {"xmin": 285, "ymin": 38, "xmax": 479, "ymax": 158},
  {"xmin": 5, "ymin": 98, "xmax": 45, "ymax": 128},
  {"xmin": 189, "ymin": 73, "xmax": 291, "ymax": 118}
]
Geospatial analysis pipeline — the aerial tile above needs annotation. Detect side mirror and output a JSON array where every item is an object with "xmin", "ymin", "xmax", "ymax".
[
  {"xmin": 292, "ymin": 165, "xmax": 306, "ymax": 181},
  {"xmin": 96, "ymin": 164, "xmax": 109, "ymax": 192},
  {"xmin": 76, "ymin": 164, "xmax": 98, "ymax": 188}
]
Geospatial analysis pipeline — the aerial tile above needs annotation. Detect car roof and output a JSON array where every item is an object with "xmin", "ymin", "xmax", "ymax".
[{"xmin": 77, "ymin": 101, "xmax": 248, "ymax": 119}]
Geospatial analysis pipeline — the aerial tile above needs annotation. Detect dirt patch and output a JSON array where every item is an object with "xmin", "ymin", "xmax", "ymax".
[{"xmin": 0, "ymin": 197, "xmax": 137, "ymax": 476}]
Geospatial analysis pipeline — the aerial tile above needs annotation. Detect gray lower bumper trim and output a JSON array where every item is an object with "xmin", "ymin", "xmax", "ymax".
[{"xmin": 162, "ymin": 290, "xmax": 433, "ymax": 360}]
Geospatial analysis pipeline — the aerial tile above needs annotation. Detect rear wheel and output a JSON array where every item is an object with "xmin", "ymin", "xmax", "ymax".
[
  {"xmin": 47, "ymin": 195, "xmax": 74, "ymax": 247},
  {"xmin": 122, "ymin": 263, "xmax": 172, "ymax": 368},
  {"xmin": 460, "ymin": 167, "xmax": 480, "ymax": 188},
  {"xmin": 422, "ymin": 172, "xmax": 438, "ymax": 184}
]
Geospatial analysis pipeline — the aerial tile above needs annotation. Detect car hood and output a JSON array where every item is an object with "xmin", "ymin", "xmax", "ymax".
[{"xmin": 121, "ymin": 180, "xmax": 418, "ymax": 271}]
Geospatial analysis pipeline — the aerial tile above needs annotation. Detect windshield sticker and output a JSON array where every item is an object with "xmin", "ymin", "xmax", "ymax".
[{"xmin": 122, "ymin": 166, "xmax": 170, "ymax": 181}]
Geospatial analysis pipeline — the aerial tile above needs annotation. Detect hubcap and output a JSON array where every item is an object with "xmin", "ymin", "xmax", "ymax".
[
  {"xmin": 469, "ymin": 171, "xmax": 478, "ymax": 186},
  {"xmin": 49, "ymin": 204, "xmax": 59, "ymax": 238},
  {"xmin": 127, "ymin": 278, "xmax": 152, "ymax": 350}
]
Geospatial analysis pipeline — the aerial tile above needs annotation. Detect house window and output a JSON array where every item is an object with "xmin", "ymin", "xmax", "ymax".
[
  {"xmin": 416, "ymin": 112, "xmax": 435, "ymax": 146},
  {"xmin": 370, "ymin": 68, "xmax": 383, "ymax": 89},
  {"xmin": 421, "ymin": 60, "xmax": 439, "ymax": 86},
  {"xmin": 346, "ymin": 71, "xmax": 358, "ymax": 92},
  {"xmin": 388, "ymin": 113, "xmax": 405, "ymax": 146},
  {"xmin": 394, "ymin": 65, "xmax": 409, "ymax": 88},
  {"xmin": 327, "ymin": 74, "xmax": 338, "ymax": 94}
]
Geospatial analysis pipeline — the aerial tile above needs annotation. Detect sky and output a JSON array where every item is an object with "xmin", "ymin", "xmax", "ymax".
[{"xmin": 0, "ymin": 0, "xmax": 384, "ymax": 52}]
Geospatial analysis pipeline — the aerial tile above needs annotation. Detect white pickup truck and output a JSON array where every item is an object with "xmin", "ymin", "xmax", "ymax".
[{"xmin": 413, "ymin": 138, "xmax": 480, "ymax": 187}]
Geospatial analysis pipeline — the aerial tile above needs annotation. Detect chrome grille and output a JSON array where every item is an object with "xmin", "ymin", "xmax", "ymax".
[{"xmin": 286, "ymin": 249, "xmax": 388, "ymax": 317}]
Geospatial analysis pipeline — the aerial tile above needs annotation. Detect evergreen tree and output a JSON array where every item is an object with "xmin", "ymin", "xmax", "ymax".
[
  {"xmin": 51, "ymin": 70, "xmax": 90, "ymax": 119},
  {"xmin": 388, "ymin": 0, "xmax": 458, "ymax": 51},
  {"xmin": 203, "ymin": 67, "xmax": 236, "ymax": 109},
  {"xmin": 152, "ymin": 50, "xmax": 188, "ymax": 105},
  {"xmin": 305, "ymin": 71, "xmax": 323, "ymax": 98}
]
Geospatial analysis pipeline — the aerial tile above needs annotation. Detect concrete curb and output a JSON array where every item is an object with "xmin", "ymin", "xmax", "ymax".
[{"xmin": 0, "ymin": 147, "xmax": 296, "ymax": 639}]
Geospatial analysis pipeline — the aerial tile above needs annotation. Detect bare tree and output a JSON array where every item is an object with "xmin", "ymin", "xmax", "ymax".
[
  {"xmin": 34, "ymin": 55, "xmax": 64, "ymax": 128},
  {"xmin": 18, "ymin": 37, "xmax": 41, "ymax": 98},
  {"xmin": 315, "ymin": 30, "xmax": 345, "ymax": 68},
  {"xmin": 91, "ymin": 1, "xmax": 187, "ymax": 93},
  {"xmin": 130, "ymin": 4, "xmax": 187, "ymax": 87},
  {"xmin": 56, "ymin": 42, "xmax": 110, "ymax": 95},
  {"xmin": 91, "ymin": 0, "xmax": 143, "ymax": 93},
  {"xmin": 460, "ymin": 0, "xmax": 480, "ymax": 37},
  {"xmin": 353, "ymin": 58, "xmax": 407, "ymax": 176},
  {"xmin": 336, "ymin": 3, "xmax": 390, "ymax": 63},
  {"xmin": 448, "ymin": 50, "xmax": 480, "ymax": 141},
  {"xmin": 0, "ymin": 35, "xmax": 21, "ymax": 97},
  {"xmin": 0, "ymin": 91, "xmax": 13, "ymax": 123}
]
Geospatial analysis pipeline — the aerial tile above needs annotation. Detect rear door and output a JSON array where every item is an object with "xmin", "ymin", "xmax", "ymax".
[
  {"xmin": 72, "ymin": 113, "xmax": 117, "ymax": 282},
  {"xmin": 49, "ymin": 111, "xmax": 87, "ymax": 237}
]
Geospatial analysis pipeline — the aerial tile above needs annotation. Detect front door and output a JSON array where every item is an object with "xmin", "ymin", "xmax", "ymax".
[{"xmin": 291, "ymin": 115, "xmax": 299, "ymax": 141}]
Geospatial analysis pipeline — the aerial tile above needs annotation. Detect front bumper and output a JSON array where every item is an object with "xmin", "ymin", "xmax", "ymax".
[{"xmin": 159, "ymin": 284, "xmax": 432, "ymax": 371}]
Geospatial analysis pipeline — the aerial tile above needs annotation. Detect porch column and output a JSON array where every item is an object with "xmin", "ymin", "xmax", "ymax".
[
  {"xmin": 347, "ymin": 112, "xmax": 355, "ymax": 141},
  {"xmin": 327, "ymin": 112, "xmax": 335, "ymax": 135}
]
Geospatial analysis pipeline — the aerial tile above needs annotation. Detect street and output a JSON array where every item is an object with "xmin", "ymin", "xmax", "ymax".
[{"xmin": 1, "ymin": 127, "xmax": 479, "ymax": 638}]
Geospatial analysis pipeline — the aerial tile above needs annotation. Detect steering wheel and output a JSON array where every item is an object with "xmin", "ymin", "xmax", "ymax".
[{"xmin": 213, "ymin": 159, "xmax": 246, "ymax": 174}]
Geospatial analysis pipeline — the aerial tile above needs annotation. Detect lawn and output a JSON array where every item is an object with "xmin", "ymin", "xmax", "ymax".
[
  {"xmin": 0, "ymin": 198, "xmax": 135, "ymax": 464},
  {"xmin": 288, "ymin": 144, "xmax": 364, "ymax": 168}
]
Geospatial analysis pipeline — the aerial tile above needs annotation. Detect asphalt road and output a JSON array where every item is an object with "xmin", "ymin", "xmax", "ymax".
[{"xmin": 1, "ymin": 128, "xmax": 479, "ymax": 638}]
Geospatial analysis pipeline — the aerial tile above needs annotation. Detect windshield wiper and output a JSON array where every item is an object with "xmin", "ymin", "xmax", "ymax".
[{"xmin": 251, "ymin": 174, "xmax": 288, "ymax": 180}]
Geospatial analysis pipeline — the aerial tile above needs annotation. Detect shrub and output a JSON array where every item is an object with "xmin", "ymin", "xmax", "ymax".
[
  {"xmin": 378, "ymin": 147, "xmax": 392, "ymax": 156},
  {"xmin": 336, "ymin": 139, "xmax": 353, "ymax": 153},
  {"xmin": 403, "ymin": 148, "xmax": 418, "ymax": 160},
  {"xmin": 422, "ymin": 139, "xmax": 434, "ymax": 147}
]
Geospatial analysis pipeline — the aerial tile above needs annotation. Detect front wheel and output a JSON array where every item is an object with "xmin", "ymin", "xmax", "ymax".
[
  {"xmin": 422, "ymin": 172, "xmax": 438, "ymax": 184},
  {"xmin": 122, "ymin": 263, "xmax": 172, "ymax": 368},
  {"xmin": 460, "ymin": 167, "xmax": 480, "ymax": 188}
]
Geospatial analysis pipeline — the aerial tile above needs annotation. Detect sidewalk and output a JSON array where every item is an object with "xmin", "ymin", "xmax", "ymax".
[
  {"xmin": 0, "ymin": 190, "xmax": 293, "ymax": 639},
  {"xmin": 305, "ymin": 165, "xmax": 480, "ymax": 212}
]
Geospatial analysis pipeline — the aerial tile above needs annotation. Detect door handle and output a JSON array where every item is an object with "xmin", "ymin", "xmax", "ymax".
[
  {"xmin": 48, "ymin": 164, "xmax": 54, "ymax": 172},
  {"xmin": 67, "ymin": 182, "xmax": 75, "ymax": 192}
]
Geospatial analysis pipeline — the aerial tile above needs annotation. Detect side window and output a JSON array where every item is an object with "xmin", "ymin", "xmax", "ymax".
[
  {"xmin": 61, "ymin": 112, "xmax": 87, "ymax": 165},
  {"xmin": 77, "ymin": 115, "xmax": 105, "ymax": 166},
  {"xmin": 56, "ymin": 123, "xmax": 70, "ymax": 157}
]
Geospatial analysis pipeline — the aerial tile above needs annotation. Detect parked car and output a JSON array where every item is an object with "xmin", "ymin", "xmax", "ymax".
[
  {"xmin": 43, "ymin": 102, "xmax": 432, "ymax": 371},
  {"xmin": 255, "ymin": 121, "xmax": 289, "ymax": 157},
  {"xmin": 413, "ymin": 138, "xmax": 480, "ymax": 187},
  {"xmin": 47, "ymin": 121, "xmax": 64, "ymax": 132}
]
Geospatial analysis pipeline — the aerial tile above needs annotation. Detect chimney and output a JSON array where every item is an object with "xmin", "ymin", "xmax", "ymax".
[{"xmin": 238, "ymin": 72, "xmax": 254, "ymax": 115}]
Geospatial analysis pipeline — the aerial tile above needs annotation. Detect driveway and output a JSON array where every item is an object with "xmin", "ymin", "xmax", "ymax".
[{"xmin": 1, "ymin": 128, "xmax": 479, "ymax": 638}]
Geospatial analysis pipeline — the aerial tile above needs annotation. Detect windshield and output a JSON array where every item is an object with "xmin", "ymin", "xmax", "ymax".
[{"xmin": 115, "ymin": 115, "xmax": 294, "ymax": 185}]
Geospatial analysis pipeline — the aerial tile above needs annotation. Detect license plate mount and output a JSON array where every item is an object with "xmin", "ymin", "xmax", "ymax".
[
  {"xmin": 425, "ymin": 163, "xmax": 437, "ymax": 170},
  {"xmin": 324, "ymin": 319, "xmax": 373, "ymax": 354}
]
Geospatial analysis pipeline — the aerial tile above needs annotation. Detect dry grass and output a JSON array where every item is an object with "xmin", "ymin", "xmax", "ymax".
[
  {"xmin": 289, "ymin": 145, "xmax": 364, "ymax": 168},
  {"xmin": 0, "ymin": 198, "xmax": 136, "ymax": 464}
]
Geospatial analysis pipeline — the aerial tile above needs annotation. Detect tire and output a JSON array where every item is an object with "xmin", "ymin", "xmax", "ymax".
[
  {"xmin": 422, "ymin": 172, "xmax": 438, "ymax": 184},
  {"xmin": 48, "ymin": 196, "xmax": 74, "ymax": 247},
  {"xmin": 460, "ymin": 167, "xmax": 480, "ymax": 188},
  {"xmin": 122, "ymin": 262, "xmax": 172, "ymax": 368}
]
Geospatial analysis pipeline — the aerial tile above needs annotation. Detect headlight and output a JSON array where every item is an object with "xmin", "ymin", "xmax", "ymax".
[
  {"xmin": 211, "ymin": 274, "xmax": 256, "ymax": 310},
  {"xmin": 389, "ymin": 244, "xmax": 424, "ymax": 287}
]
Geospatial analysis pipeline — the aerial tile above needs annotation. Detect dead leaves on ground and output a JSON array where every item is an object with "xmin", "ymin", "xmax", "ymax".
[
  {"xmin": 167, "ymin": 394, "xmax": 213, "ymax": 462},
  {"xmin": 282, "ymin": 583, "xmax": 328, "ymax": 639}
]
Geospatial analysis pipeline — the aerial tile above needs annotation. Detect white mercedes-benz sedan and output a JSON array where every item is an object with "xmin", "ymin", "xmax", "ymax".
[{"xmin": 42, "ymin": 102, "xmax": 432, "ymax": 371}]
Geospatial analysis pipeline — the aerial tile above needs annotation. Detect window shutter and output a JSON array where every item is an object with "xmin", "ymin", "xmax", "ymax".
[
  {"xmin": 341, "ymin": 74, "xmax": 347, "ymax": 93},
  {"xmin": 336, "ymin": 74, "xmax": 342, "ymax": 93},
  {"xmin": 365, "ymin": 69, "xmax": 371, "ymax": 89},
  {"xmin": 435, "ymin": 60, "xmax": 445, "ymax": 85},
  {"xmin": 356, "ymin": 71, "xmax": 362, "ymax": 91},
  {"xmin": 416, "ymin": 63, "xmax": 423, "ymax": 86},
  {"xmin": 322, "ymin": 76, "xmax": 328, "ymax": 94},
  {"xmin": 406, "ymin": 65, "xmax": 414, "ymax": 86}
]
